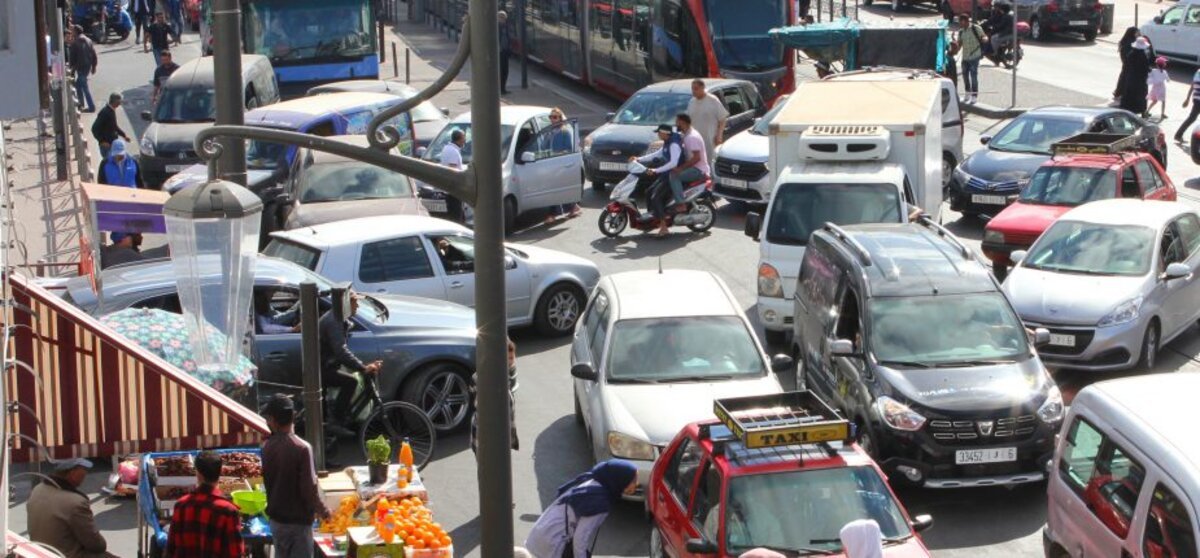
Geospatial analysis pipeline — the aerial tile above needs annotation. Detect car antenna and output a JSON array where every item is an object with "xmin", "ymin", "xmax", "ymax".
[{"xmin": 658, "ymin": 257, "xmax": 663, "ymax": 274}]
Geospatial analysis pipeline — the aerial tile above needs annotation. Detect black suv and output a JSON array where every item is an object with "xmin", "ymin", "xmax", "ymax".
[
  {"xmin": 1014, "ymin": 0, "xmax": 1103, "ymax": 41},
  {"xmin": 790, "ymin": 219, "xmax": 1063, "ymax": 488}
]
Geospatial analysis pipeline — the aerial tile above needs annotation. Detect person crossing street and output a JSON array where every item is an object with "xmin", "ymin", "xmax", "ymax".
[
  {"xmin": 66, "ymin": 26, "xmax": 98, "ymax": 112},
  {"xmin": 1175, "ymin": 67, "xmax": 1200, "ymax": 143},
  {"xmin": 91, "ymin": 93, "xmax": 132, "ymax": 160}
]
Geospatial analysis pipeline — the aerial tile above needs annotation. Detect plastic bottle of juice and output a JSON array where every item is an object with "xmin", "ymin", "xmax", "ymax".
[{"xmin": 399, "ymin": 439, "xmax": 413, "ymax": 470}]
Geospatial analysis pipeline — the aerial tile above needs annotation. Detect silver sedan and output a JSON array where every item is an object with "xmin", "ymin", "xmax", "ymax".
[{"xmin": 1003, "ymin": 199, "xmax": 1200, "ymax": 372}]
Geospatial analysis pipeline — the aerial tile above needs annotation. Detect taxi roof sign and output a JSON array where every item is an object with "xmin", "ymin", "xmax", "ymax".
[
  {"xmin": 713, "ymin": 392, "xmax": 852, "ymax": 450},
  {"xmin": 1051, "ymin": 133, "xmax": 1140, "ymax": 156}
]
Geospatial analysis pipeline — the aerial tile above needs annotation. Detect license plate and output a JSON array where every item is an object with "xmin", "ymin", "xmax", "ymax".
[
  {"xmin": 1069, "ymin": 19, "xmax": 1088, "ymax": 25},
  {"xmin": 1049, "ymin": 333, "xmax": 1076, "ymax": 347},
  {"xmin": 955, "ymin": 447, "xmax": 1017, "ymax": 465},
  {"xmin": 165, "ymin": 165, "xmax": 188, "ymax": 173},
  {"xmin": 422, "ymin": 199, "xmax": 448, "ymax": 213},
  {"xmin": 599, "ymin": 161, "xmax": 626, "ymax": 171},
  {"xmin": 972, "ymin": 194, "xmax": 1007, "ymax": 205},
  {"xmin": 719, "ymin": 176, "xmax": 748, "ymax": 189}
]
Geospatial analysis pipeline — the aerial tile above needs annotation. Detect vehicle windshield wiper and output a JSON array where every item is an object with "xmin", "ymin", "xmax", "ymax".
[
  {"xmin": 934, "ymin": 358, "xmax": 1017, "ymax": 367},
  {"xmin": 606, "ymin": 377, "xmax": 662, "ymax": 384},
  {"xmin": 663, "ymin": 374, "xmax": 735, "ymax": 382},
  {"xmin": 877, "ymin": 360, "xmax": 932, "ymax": 369},
  {"xmin": 735, "ymin": 544, "xmax": 835, "ymax": 556}
]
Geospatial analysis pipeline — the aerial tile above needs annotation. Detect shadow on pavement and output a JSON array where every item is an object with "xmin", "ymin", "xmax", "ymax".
[{"xmin": 897, "ymin": 482, "xmax": 1047, "ymax": 551}]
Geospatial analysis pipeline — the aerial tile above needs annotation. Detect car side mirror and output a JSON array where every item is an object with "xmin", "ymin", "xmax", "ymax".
[
  {"xmin": 140, "ymin": 110, "xmax": 152, "ymax": 121},
  {"xmin": 1032, "ymin": 327, "xmax": 1051, "ymax": 347},
  {"xmin": 685, "ymin": 538, "xmax": 718, "ymax": 555},
  {"xmin": 605, "ymin": 111, "xmax": 615, "ymax": 122},
  {"xmin": 770, "ymin": 353, "xmax": 794, "ymax": 372},
  {"xmin": 520, "ymin": 151, "xmax": 536, "ymax": 164},
  {"xmin": 829, "ymin": 338, "xmax": 857, "ymax": 356},
  {"xmin": 504, "ymin": 254, "xmax": 516, "ymax": 270},
  {"xmin": 744, "ymin": 212, "xmax": 763, "ymax": 240},
  {"xmin": 416, "ymin": 146, "xmax": 428, "ymax": 158},
  {"xmin": 440, "ymin": 106, "xmax": 450, "ymax": 116},
  {"xmin": 911, "ymin": 514, "xmax": 934, "ymax": 533},
  {"xmin": 570, "ymin": 362, "xmax": 598, "ymax": 381},
  {"xmin": 1163, "ymin": 262, "xmax": 1191, "ymax": 281},
  {"xmin": 1153, "ymin": 15, "xmax": 1163, "ymax": 23},
  {"xmin": 980, "ymin": 135, "xmax": 992, "ymax": 145},
  {"xmin": 1010, "ymin": 250, "xmax": 1027, "ymax": 264}
]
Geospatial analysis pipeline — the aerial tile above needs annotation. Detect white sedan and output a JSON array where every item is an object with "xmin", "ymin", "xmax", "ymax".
[{"xmin": 265, "ymin": 215, "xmax": 601, "ymax": 336}]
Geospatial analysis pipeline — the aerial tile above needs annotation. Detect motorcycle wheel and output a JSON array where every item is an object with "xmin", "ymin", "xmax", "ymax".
[
  {"xmin": 598, "ymin": 210, "xmax": 628, "ymax": 238},
  {"xmin": 685, "ymin": 200, "xmax": 716, "ymax": 233}
]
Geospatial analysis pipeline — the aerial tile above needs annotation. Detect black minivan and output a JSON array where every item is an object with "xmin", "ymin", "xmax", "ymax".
[{"xmin": 790, "ymin": 219, "xmax": 1063, "ymax": 488}]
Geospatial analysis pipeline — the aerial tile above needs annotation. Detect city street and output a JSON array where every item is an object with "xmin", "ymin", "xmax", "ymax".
[{"xmin": 6, "ymin": 1, "xmax": 1200, "ymax": 556}]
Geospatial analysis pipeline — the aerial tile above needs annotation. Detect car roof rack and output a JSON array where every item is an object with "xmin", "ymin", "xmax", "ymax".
[
  {"xmin": 823, "ymin": 223, "xmax": 872, "ymax": 267},
  {"xmin": 710, "ymin": 391, "xmax": 854, "ymax": 450},
  {"xmin": 916, "ymin": 215, "xmax": 972, "ymax": 260},
  {"xmin": 1051, "ymin": 133, "xmax": 1140, "ymax": 156}
]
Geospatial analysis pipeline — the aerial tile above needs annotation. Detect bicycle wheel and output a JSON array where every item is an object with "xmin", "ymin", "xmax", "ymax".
[{"xmin": 359, "ymin": 401, "xmax": 436, "ymax": 471}]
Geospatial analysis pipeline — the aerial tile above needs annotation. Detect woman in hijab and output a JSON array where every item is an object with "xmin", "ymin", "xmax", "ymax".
[
  {"xmin": 840, "ymin": 519, "xmax": 884, "ymax": 558},
  {"xmin": 1112, "ymin": 26, "xmax": 1140, "ymax": 102},
  {"xmin": 524, "ymin": 460, "xmax": 638, "ymax": 558},
  {"xmin": 1119, "ymin": 36, "xmax": 1153, "ymax": 116}
]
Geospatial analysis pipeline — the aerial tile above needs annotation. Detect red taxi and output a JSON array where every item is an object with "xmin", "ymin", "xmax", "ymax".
[
  {"xmin": 647, "ymin": 392, "xmax": 933, "ymax": 558},
  {"xmin": 982, "ymin": 134, "xmax": 1175, "ymax": 278}
]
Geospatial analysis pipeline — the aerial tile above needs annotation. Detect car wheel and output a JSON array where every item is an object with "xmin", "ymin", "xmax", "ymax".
[
  {"xmin": 503, "ymin": 196, "xmax": 517, "ymax": 236},
  {"xmin": 649, "ymin": 526, "xmax": 667, "ymax": 558},
  {"xmin": 1030, "ymin": 17, "xmax": 1042, "ymax": 41},
  {"xmin": 591, "ymin": 180, "xmax": 606, "ymax": 191},
  {"xmin": 598, "ymin": 209, "xmax": 628, "ymax": 237},
  {"xmin": 857, "ymin": 420, "xmax": 879, "ymax": 459},
  {"xmin": 574, "ymin": 390, "xmax": 584, "ymax": 425},
  {"xmin": 1137, "ymin": 321, "xmax": 1159, "ymax": 372},
  {"xmin": 686, "ymin": 199, "xmax": 717, "ymax": 232},
  {"xmin": 765, "ymin": 328, "xmax": 788, "ymax": 347},
  {"xmin": 535, "ymin": 283, "xmax": 585, "ymax": 336},
  {"xmin": 942, "ymin": 153, "xmax": 955, "ymax": 195},
  {"xmin": 992, "ymin": 260, "xmax": 1008, "ymax": 283},
  {"xmin": 400, "ymin": 362, "xmax": 472, "ymax": 433}
]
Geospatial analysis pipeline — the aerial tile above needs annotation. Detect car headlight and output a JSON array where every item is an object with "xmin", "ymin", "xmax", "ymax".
[
  {"xmin": 1097, "ymin": 296, "xmax": 1143, "ymax": 327},
  {"xmin": 758, "ymin": 263, "xmax": 782, "ymax": 298},
  {"xmin": 874, "ymin": 396, "xmax": 926, "ymax": 431},
  {"xmin": 607, "ymin": 432, "xmax": 655, "ymax": 461},
  {"xmin": 1038, "ymin": 385, "xmax": 1064, "ymax": 424},
  {"xmin": 983, "ymin": 229, "xmax": 1005, "ymax": 244},
  {"xmin": 140, "ymin": 136, "xmax": 155, "ymax": 157}
]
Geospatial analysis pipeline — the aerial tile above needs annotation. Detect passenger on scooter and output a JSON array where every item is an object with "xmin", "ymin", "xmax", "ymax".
[
  {"xmin": 671, "ymin": 113, "xmax": 710, "ymax": 213},
  {"xmin": 630, "ymin": 124, "xmax": 683, "ymax": 221},
  {"xmin": 985, "ymin": 4, "xmax": 1014, "ymax": 54}
]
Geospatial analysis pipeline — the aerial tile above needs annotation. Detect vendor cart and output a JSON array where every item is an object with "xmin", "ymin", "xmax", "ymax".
[{"xmin": 771, "ymin": 18, "xmax": 949, "ymax": 74}]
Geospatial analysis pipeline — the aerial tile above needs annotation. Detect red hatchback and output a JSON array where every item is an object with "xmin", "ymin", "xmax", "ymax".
[
  {"xmin": 647, "ymin": 393, "xmax": 933, "ymax": 558},
  {"xmin": 982, "ymin": 150, "xmax": 1175, "ymax": 277}
]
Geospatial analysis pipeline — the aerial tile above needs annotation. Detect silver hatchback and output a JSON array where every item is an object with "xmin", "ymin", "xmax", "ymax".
[{"xmin": 1003, "ymin": 199, "xmax": 1200, "ymax": 372}]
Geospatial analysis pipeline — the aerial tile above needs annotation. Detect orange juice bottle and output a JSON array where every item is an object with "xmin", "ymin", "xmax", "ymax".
[{"xmin": 399, "ymin": 439, "xmax": 414, "ymax": 470}]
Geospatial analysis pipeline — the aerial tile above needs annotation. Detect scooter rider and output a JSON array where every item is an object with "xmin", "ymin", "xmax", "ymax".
[
  {"xmin": 630, "ymin": 124, "xmax": 684, "ymax": 225},
  {"xmin": 984, "ymin": 3, "xmax": 1014, "ymax": 56}
]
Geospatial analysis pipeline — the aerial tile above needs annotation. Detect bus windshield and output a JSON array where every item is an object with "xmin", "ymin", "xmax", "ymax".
[
  {"xmin": 704, "ymin": 0, "xmax": 787, "ymax": 71},
  {"xmin": 244, "ymin": 0, "xmax": 376, "ymax": 64}
]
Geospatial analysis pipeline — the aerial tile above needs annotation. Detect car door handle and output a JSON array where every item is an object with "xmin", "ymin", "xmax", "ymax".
[
  {"xmin": 265, "ymin": 352, "xmax": 288, "ymax": 362},
  {"xmin": 449, "ymin": 281, "xmax": 464, "ymax": 289}
]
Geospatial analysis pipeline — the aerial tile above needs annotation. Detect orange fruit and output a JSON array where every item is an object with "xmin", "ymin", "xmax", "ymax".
[
  {"xmin": 405, "ymin": 536, "xmax": 418, "ymax": 546},
  {"xmin": 439, "ymin": 535, "xmax": 452, "ymax": 547}
]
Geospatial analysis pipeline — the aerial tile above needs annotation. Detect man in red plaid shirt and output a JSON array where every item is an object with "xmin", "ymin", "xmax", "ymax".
[{"xmin": 166, "ymin": 450, "xmax": 245, "ymax": 557}]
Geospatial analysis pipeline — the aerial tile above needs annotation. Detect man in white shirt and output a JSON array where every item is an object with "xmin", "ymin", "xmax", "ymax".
[
  {"xmin": 686, "ymin": 79, "xmax": 728, "ymax": 166},
  {"xmin": 439, "ymin": 129, "xmax": 466, "ymax": 168}
]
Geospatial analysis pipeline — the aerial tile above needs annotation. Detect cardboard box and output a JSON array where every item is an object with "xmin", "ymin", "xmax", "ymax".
[
  {"xmin": 347, "ymin": 526, "xmax": 404, "ymax": 558},
  {"xmin": 404, "ymin": 546, "xmax": 452, "ymax": 558}
]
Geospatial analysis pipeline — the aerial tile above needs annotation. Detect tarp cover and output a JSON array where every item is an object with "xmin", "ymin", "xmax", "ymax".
[
  {"xmin": 768, "ymin": 18, "xmax": 858, "ymax": 48},
  {"xmin": 856, "ymin": 27, "xmax": 945, "ymax": 71}
]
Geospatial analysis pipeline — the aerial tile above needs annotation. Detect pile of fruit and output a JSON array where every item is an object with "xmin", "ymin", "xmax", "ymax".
[
  {"xmin": 318, "ymin": 494, "xmax": 363, "ymax": 535},
  {"xmin": 155, "ymin": 456, "xmax": 195, "ymax": 477},
  {"xmin": 374, "ymin": 497, "xmax": 452, "ymax": 551},
  {"xmin": 220, "ymin": 452, "xmax": 263, "ymax": 478}
]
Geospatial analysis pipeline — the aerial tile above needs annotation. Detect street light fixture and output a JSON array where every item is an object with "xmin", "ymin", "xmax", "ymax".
[{"xmin": 163, "ymin": 178, "xmax": 263, "ymax": 377}]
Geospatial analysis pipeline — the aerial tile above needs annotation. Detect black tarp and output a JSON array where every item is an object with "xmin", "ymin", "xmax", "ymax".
[{"xmin": 855, "ymin": 28, "xmax": 943, "ymax": 71}]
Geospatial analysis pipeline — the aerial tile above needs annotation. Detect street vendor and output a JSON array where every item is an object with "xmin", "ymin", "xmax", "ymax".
[
  {"xmin": 166, "ymin": 450, "xmax": 245, "ymax": 557},
  {"xmin": 27, "ymin": 458, "xmax": 117, "ymax": 558},
  {"xmin": 262, "ymin": 395, "xmax": 330, "ymax": 558}
]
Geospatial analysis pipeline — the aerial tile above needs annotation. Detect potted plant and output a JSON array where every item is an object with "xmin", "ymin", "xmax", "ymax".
[{"xmin": 365, "ymin": 435, "xmax": 391, "ymax": 485}]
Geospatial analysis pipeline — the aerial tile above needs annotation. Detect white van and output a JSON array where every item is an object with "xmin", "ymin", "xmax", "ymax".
[
  {"xmin": 1044, "ymin": 374, "xmax": 1200, "ymax": 558},
  {"xmin": 1140, "ymin": 1, "xmax": 1200, "ymax": 65}
]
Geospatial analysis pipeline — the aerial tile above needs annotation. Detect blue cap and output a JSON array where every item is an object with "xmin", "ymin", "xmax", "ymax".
[
  {"xmin": 110, "ymin": 139, "xmax": 127, "ymax": 157},
  {"xmin": 110, "ymin": 231, "xmax": 130, "ymax": 244}
]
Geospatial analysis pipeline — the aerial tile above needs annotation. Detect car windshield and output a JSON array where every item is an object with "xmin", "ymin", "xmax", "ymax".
[
  {"xmin": 422, "ymin": 123, "xmax": 517, "ymax": 166},
  {"xmin": 868, "ymin": 293, "xmax": 1029, "ymax": 365},
  {"xmin": 724, "ymin": 467, "xmax": 912, "ymax": 555},
  {"xmin": 988, "ymin": 115, "xmax": 1088, "ymax": 155},
  {"xmin": 606, "ymin": 316, "xmax": 765, "ymax": 382},
  {"xmin": 766, "ymin": 184, "xmax": 902, "ymax": 246},
  {"xmin": 244, "ymin": 0, "xmax": 375, "ymax": 63},
  {"xmin": 750, "ymin": 95, "xmax": 789, "ymax": 136},
  {"xmin": 298, "ymin": 162, "xmax": 414, "ymax": 203},
  {"xmin": 246, "ymin": 140, "xmax": 290, "ymax": 170},
  {"xmin": 263, "ymin": 240, "xmax": 322, "ymax": 271},
  {"xmin": 154, "ymin": 87, "xmax": 216, "ymax": 123},
  {"xmin": 1019, "ymin": 167, "xmax": 1116, "ymax": 206},
  {"xmin": 613, "ymin": 92, "xmax": 692, "ymax": 126},
  {"xmin": 1023, "ymin": 221, "xmax": 1154, "ymax": 276},
  {"xmin": 704, "ymin": 0, "xmax": 787, "ymax": 71}
]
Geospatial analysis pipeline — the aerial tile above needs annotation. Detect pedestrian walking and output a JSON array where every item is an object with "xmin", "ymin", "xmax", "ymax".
[
  {"xmin": 152, "ymin": 50, "xmax": 180, "ymax": 103},
  {"xmin": 66, "ymin": 25, "xmax": 98, "ymax": 112},
  {"xmin": 261, "ymin": 395, "xmax": 330, "ymax": 558},
  {"xmin": 499, "ymin": 11, "xmax": 512, "ymax": 95},
  {"xmin": 165, "ymin": 450, "xmax": 245, "ymax": 558},
  {"xmin": 840, "ymin": 519, "xmax": 884, "ymax": 558},
  {"xmin": 144, "ymin": 11, "xmax": 180, "ymax": 65},
  {"xmin": 92, "ymin": 93, "xmax": 132, "ymax": 159},
  {"xmin": 130, "ymin": 0, "xmax": 156, "ymax": 44},
  {"xmin": 686, "ymin": 79, "xmax": 728, "ymax": 167},
  {"xmin": 27, "ymin": 458, "xmax": 117, "ymax": 558},
  {"xmin": 164, "ymin": 0, "xmax": 184, "ymax": 38},
  {"xmin": 957, "ymin": 14, "xmax": 986, "ymax": 103},
  {"xmin": 1147, "ymin": 56, "xmax": 1169, "ymax": 120},
  {"xmin": 97, "ymin": 140, "xmax": 145, "ymax": 188},
  {"xmin": 440, "ymin": 129, "xmax": 473, "ymax": 223},
  {"xmin": 524, "ymin": 460, "xmax": 638, "ymax": 558},
  {"xmin": 544, "ymin": 108, "xmax": 582, "ymax": 224},
  {"xmin": 1175, "ymin": 67, "xmax": 1200, "ymax": 143},
  {"xmin": 1118, "ymin": 37, "xmax": 1153, "ymax": 116},
  {"xmin": 1112, "ymin": 27, "xmax": 1140, "ymax": 103}
]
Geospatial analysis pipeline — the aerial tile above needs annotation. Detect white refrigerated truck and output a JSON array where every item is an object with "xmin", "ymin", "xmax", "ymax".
[{"xmin": 744, "ymin": 80, "xmax": 943, "ymax": 345}]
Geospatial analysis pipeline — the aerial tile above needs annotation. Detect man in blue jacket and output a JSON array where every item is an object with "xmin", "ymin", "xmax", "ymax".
[{"xmin": 96, "ymin": 140, "xmax": 145, "ymax": 188}]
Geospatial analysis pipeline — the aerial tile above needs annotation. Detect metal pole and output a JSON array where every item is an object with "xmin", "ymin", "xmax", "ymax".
[
  {"xmin": 299, "ymin": 281, "xmax": 325, "ymax": 470},
  {"xmin": 519, "ymin": 0, "xmax": 528, "ymax": 88},
  {"xmin": 1010, "ymin": 7, "xmax": 1017, "ymax": 108},
  {"xmin": 393, "ymin": 43, "xmax": 399, "ymax": 79},
  {"xmin": 468, "ymin": 0, "xmax": 513, "ymax": 555},
  {"xmin": 379, "ymin": 20, "xmax": 387, "ymax": 63},
  {"xmin": 1134, "ymin": 3, "xmax": 1138, "ymax": 26},
  {"xmin": 842, "ymin": 0, "xmax": 847, "ymax": 18},
  {"xmin": 45, "ymin": 0, "xmax": 68, "ymax": 181},
  {"xmin": 212, "ymin": 0, "xmax": 247, "ymax": 186},
  {"xmin": 406, "ymin": 47, "xmax": 411, "ymax": 84}
]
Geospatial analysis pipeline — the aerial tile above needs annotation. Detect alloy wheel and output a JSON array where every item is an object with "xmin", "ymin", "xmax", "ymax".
[{"xmin": 420, "ymin": 369, "xmax": 470, "ymax": 431}]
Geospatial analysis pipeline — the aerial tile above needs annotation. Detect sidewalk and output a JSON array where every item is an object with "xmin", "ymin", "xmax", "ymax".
[{"xmin": 971, "ymin": 65, "xmax": 1109, "ymax": 116}]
